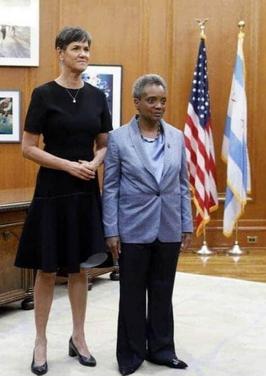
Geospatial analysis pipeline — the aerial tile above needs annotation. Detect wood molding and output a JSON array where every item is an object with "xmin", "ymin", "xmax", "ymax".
[{"xmin": 191, "ymin": 219, "xmax": 266, "ymax": 250}]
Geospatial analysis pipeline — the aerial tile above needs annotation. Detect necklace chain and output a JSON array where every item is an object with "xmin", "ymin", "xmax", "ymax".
[
  {"xmin": 138, "ymin": 121, "xmax": 161, "ymax": 140},
  {"xmin": 65, "ymin": 88, "xmax": 80, "ymax": 103}
]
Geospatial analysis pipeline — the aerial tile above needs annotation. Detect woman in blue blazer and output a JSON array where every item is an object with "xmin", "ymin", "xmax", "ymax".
[{"xmin": 103, "ymin": 74, "xmax": 193, "ymax": 376}]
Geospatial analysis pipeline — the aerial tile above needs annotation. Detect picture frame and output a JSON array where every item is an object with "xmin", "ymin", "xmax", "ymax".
[
  {"xmin": 82, "ymin": 65, "xmax": 122, "ymax": 129},
  {"xmin": 0, "ymin": 0, "xmax": 39, "ymax": 66},
  {"xmin": 0, "ymin": 90, "xmax": 20, "ymax": 143}
]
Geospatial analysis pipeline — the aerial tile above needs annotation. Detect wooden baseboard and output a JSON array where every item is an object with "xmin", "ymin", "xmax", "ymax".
[{"xmin": 190, "ymin": 219, "xmax": 266, "ymax": 251}]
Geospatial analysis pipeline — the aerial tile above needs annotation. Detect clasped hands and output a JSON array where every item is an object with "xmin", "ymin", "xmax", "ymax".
[{"xmin": 67, "ymin": 159, "xmax": 98, "ymax": 180}]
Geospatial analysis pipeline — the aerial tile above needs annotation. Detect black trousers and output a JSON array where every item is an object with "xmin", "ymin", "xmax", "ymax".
[{"xmin": 117, "ymin": 239, "xmax": 181, "ymax": 370}]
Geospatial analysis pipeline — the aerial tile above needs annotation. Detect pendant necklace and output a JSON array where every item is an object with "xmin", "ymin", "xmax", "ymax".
[{"xmin": 65, "ymin": 88, "xmax": 80, "ymax": 103}]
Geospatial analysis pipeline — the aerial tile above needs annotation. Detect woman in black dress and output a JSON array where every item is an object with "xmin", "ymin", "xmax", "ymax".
[{"xmin": 15, "ymin": 27, "xmax": 112, "ymax": 375}]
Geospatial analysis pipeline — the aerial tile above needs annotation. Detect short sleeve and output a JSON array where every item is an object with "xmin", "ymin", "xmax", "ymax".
[
  {"xmin": 24, "ymin": 88, "xmax": 46, "ymax": 134},
  {"xmin": 100, "ymin": 92, "xmax": 113, "ymax": 133}
]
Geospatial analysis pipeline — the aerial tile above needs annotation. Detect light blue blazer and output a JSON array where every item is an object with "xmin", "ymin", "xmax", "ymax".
[{"xmin": 102, "ymin": 116, "xmax": 193, "ymax": 243}]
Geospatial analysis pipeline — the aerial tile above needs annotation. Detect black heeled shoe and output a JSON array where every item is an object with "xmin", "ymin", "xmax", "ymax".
[
  {"xmin": 69, "ymin": 337, "xmax": 96, "ymax": 367},
  {"xmin": 31, "ymin": 353, "xmax": 48, "ymax": 376}
]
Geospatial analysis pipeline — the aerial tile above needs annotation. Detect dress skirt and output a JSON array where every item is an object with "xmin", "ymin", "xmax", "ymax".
[{"xmin": 15, "ymin": 167, "xmax": 109, "ymax": 273}]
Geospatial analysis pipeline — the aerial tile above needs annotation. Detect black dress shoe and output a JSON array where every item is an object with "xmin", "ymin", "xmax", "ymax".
[
  {"xmin": 146, "ymin": 355, "xmax": 188, "ymax": 369},
  {"xmin": 69, "ymin": 337, "xmax": 96, "ymax": 367},
  {"xmin": 31, "ymin": 354, "xmax": 48, "ymax": 376}
]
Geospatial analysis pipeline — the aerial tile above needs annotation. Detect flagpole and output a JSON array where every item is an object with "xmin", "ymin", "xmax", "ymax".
[
  {"xmin": 228, "ymin": 221, "xmax": 246, "ymax": 255},
  {"xmin": 238, "ymin": 20, "xmax": 245, "ymax": 37},
  {"xmin": 196, "ymin": 18, "xmax": 208, "ymax": 39},
  {"xmin": 196, "ymin": 224, "xmax": 214, "ymax": 255}
]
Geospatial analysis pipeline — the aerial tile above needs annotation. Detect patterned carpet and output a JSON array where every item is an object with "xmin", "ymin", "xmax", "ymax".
[{"xmin": 0, "ymin": 272, "xmax": 266, "ymax": 376}]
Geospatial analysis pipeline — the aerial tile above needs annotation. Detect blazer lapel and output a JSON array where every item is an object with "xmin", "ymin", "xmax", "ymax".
[{"xmin": 128, "ymin": 117, "xmax": 159, "ymax": 185}]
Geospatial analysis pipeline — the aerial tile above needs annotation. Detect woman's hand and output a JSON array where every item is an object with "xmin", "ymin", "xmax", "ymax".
[
  {"xmin": 78, "ymin": 159, "xmax": 99, "ymax": 171},
  {"xmin": 181, "ymin": 233, "xmax": 192, "ymax": 251},
  {"xmin": 106, "ymin": 236, "xmax": 121, "ymax": 260},
  {"xmin": 66, "ymin": 160, "xmax": 96, "ymax": 180},
  {"xmin": 77, "ymin": 133, "xmax": 108, "ymax": 176}
]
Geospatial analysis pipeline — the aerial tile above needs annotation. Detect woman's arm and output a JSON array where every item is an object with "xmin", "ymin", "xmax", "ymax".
[
  {"xmin": 92, "ymin": 132, "xmax": 108, "ymax": 168},
  {"xmin": 79, "ymin": 132, "xmax": 108, "ymax": 171},
  {"xmin": 22, "ymin": 131, "xmax": 94, "ymax": 180}
]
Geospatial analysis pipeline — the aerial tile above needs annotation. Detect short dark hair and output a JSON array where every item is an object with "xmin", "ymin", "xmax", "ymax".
[
  {"xmin": 132, "ymin": 74, "xmax": 167, "ymax": 98},
  {"xmin": 55, "ymin": 26, "xmax": 92, "ymax": 50}
]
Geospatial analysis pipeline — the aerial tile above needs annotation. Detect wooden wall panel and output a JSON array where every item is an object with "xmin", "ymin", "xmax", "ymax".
[
  {"xmin": 0, "ymin": 0, "xmax": 265, "ymax": 247},
  {"xmin": 59, "ymin": 0, "xmax": 145, "ymax": 121},
  {"xmin": 0, "ymin": 0, "xmax": 60, "ymax": 190}
]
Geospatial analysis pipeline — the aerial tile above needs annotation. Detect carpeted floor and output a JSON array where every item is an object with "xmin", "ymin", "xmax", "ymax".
[{"xmin": 0, "ymin": 272, "xmax": 266, "ymax": 376}]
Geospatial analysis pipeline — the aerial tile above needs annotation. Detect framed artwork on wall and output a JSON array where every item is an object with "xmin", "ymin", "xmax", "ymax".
[
  {"xmin": 0, "ymin": 90, "xmax": 20, "ymax": 143},
  {"xmin": 0, "ymin": 0, "xmax": 39, "ymax": 66},
  {"xmin": 82, "ymin": 65, "xmax": 122, "ymax": 129}
]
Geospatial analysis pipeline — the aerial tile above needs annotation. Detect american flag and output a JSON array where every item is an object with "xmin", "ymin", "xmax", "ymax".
[{"xmin": 184, "ymin": 38, "xmax": 218, "ymax": 237}]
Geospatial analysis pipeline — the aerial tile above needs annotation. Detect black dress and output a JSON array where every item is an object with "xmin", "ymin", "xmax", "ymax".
[{"xmin": 15, "ymin": 81, "xmax": 113, "ymax": 273}]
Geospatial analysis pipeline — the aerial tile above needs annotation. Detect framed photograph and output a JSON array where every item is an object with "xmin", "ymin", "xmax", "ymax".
[
  {"xmin": 0, "ymin": 0, "xmax": 39, "ymax": 66},
  {"xmin": 82, "ymin": 65, "xmax": 122, "ymax": 129},
  {"xmin": 0, "ymin": 90, "xmax": 20, "ymax": 143}
]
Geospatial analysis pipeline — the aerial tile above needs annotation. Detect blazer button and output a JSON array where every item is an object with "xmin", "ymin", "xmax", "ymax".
[{"xmin": 156, "ymin": 192, "xmax": 160, "ymax": 196}]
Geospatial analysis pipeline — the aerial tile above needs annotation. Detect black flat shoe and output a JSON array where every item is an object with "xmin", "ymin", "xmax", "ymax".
[
  {"xmin": 162, "ymin": 358, "xmax": 188, "ymax": 369},
  {"xmin": 31, "ymin": 354, "xmax": 48, "ymax": 376},
  {"xmin": 69, "ymin": 337, "xmax": 96, "ymax": 367},
  {"xmin": 146, "ymin": 355, "xmax": 188, "ymax": 369}
]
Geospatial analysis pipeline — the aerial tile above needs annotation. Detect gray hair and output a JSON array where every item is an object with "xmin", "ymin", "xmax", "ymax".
[
  {"xmin": 132, "ymin": 74, "xmax": 167, "ymax": 98},
  {"xmin": 55, "ymin": 26, "xmax": 92, "ymax": 50}
]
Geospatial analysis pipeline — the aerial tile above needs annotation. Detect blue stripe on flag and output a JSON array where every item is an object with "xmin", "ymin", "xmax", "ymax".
[
  {"xmin": 234, "ymin": 55, "xmax": 244, "ymax": 86},
  {"xmin": 224, "ymin": 186, "xmax": 233, "ymax": 207},
  {"xmin": 228, "ymin": 130, "xmax": 246, "ymax": 172},
  {"xmin": 224, "ymin": 116, "xmax": 231, "ymax": 137}
]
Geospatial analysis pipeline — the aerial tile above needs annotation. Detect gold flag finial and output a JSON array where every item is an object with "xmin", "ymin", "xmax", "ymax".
[
  {"xmin": 196, "ymin": 18, "xmax": 208, "ymax": 39},
  {"xmin": 238, "ymin": 20, "xmax": 245, "ymax": 38}
]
